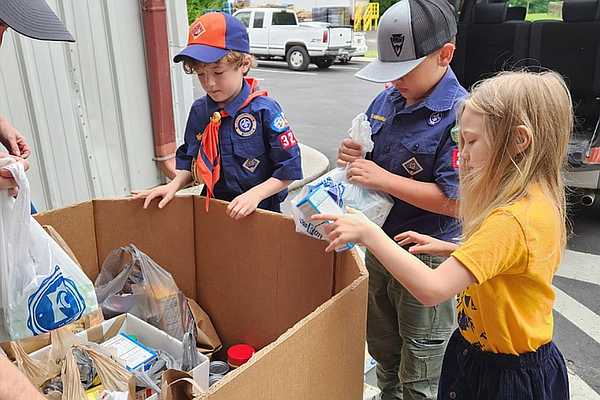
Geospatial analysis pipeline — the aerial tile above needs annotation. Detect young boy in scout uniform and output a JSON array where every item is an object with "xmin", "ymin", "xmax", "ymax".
[
  {"xmin": 337, "ymin": 0, "xmax": 467, "ymax": 399},
  {"xmin": 133, "ymin": 12, "xmax": 302, "ymax": 219}
]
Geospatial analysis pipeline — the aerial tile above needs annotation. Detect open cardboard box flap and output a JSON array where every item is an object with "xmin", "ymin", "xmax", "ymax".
[{"xmin": 35, "ymin": 196, "xmax": 368, "ymax": 399}]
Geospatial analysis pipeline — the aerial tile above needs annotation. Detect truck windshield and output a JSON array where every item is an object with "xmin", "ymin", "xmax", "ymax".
[{"xmin": 272, "ymin": 12, "xmax": 296, "ymax": 25}]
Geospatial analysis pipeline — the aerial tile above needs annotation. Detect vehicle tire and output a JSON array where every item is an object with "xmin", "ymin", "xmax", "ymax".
[
  {"xmin": 314, "ymin": 57, "xmax": 335, "ymax": 68},
  {"xmin": 339, "ymin": 57, "xmax": 349, "ymax": 64},
  {"xmin": 286, "ymin": 46, "xmax": 310, "ymax": 71}
]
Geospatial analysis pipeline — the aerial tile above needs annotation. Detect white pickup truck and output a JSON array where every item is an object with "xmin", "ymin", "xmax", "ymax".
[{"xmin": 233, "ymin": 8, "xmax": 354, "ymax": 71}]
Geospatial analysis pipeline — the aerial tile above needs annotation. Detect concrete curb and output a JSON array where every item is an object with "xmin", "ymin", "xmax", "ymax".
[{"xmin": 290, "ymin": 143, "xmax": 330, "ymax": 191}]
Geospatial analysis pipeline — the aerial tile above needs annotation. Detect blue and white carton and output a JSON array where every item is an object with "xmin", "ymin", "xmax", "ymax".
[{"xmin": 295, "ymin": 184, "xmax": 355, "ymax": 252}]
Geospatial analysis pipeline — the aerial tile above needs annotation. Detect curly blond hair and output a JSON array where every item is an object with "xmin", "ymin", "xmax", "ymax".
[{"xmin": 180, "ymin": 51, "xmax": 254, "ymax": 75}]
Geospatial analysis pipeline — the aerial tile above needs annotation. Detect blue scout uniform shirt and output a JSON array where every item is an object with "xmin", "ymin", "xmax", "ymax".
[
  {"xmin": 366, "ymin": 67, "xmax": 467, "ymax": 242},
  {"xmin": 176, "ymin": 79, "xmax": 303, "ymax": 212}
]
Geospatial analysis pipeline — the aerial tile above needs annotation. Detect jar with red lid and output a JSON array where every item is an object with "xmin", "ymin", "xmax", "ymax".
[{"xmin": 227, "ymin": 344, "xmax": 256, "ymax": 368}]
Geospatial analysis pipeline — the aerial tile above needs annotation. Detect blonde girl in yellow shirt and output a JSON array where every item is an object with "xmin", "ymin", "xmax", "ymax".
[{"xmin": 313, "ymin": 70, "xmax": 571, "ymax": 400}]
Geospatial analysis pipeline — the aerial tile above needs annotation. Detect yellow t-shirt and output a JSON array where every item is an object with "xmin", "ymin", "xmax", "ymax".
[{"xmin": 451, "ymin": 188, "xmax": 561, "ymax": 355}]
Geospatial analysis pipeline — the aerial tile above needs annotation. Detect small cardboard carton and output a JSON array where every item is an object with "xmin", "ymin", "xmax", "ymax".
[
  {"xmin": 35, "ymin": 196, "xmax": 368, "ymax": 400},
  {"xmin": 296, "ymin": 184, "xmax": 355, "ymax": 252},
  {"xmin": 29, "ymin": 313, "xmax": 210, "ymax": 398}
]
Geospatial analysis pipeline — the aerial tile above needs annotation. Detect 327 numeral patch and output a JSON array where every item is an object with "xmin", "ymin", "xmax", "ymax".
[
  {"xmin": 278, "ymin": 130, "xmax": 298, "ymax": 150},
  {"xmin": 452, "ymin": 148, "xmax": 460, "ymax": 168}
]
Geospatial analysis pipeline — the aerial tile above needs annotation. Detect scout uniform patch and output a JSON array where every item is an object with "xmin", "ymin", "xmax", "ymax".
[
  {"xmin": 371, "ymin": 114, "xmax": 386, "ymax": 122},
  {"xmin": 428, "ymin": 112, "xmax": 443, "ymax": 126},
  {"xmin": 450, "ymin": 125, "xmax": 460, "ymax": 143},
  {"xmin": 271, "ymin": 112, "xmax": 290, "ymax": 133},
  {"xmin": 452, "ymin": 149, "xmax": 460, "ymax": 169},
  {"xmin": 235, "ymin": 113, "xmax": 257, "ymax": 137},
  {"xmin": 243, "ymin": 158, "xmax": 260, "ymax": 172},
  {"xmin": 278, "ymin": 130, "xmax": 298, "ymax": 150},
  {"xmin": 402, "ymin": 157, "xmax": 423, "ymax": 177}
]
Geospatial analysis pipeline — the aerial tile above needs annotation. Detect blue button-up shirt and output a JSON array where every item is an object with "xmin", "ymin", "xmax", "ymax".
[
  {"xmin": 176, "ymin": 80, "xmax": 303, "ymax": 212},
  {"xmin": 366, "ymin": 67, "xmax": 467, "ymax": 241}
]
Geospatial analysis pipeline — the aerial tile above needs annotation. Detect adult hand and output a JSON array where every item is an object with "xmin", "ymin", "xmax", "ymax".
[
  {"xmin": 0, "ymin": 114, "xmax": 31, "ymax": 158},
  {"xmin": 394, "ymin": 231, "xmax": 458, "ymax": 258},
  {"xmin": 131, "ymin": 182, "xmax": 178, "ymax": 209},
  {"xmin": 347, "ymin": 158, "xmax": 391, "ymax": 191},
  {"xmin": 227, "ymin": 191, "xmax": 261, "ymax": 220},
  {"xmin": 337, "ymin": 138, "xmax": 363, "ymax": 167},
  {"xmin": 311, "ymin": 207, "xmax": 379, "ymax": 252},
  {"xmin": 0, "ymin": 153, "xmax": 30, "ymax": 196}
]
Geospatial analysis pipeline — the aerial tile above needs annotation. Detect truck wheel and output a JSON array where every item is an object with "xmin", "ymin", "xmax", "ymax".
[
  {"xmin": 286, "ymin": 46, "xmax": 310, "ymax": 71},
  {"xmin": 314, "ymin": 57, "xmax": 335, "ymax": 69}
]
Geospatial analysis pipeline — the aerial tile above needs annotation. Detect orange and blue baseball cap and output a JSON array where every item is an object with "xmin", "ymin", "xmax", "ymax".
[{"xmin": 173, "ymin": 12, "xmax": 249, "ymax": 64}]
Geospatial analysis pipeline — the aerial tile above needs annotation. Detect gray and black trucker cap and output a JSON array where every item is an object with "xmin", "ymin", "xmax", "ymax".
[
  {"xmin": 355, "ymin": 0, "xmax": 457, "ymax": 83},
  {"xmin": 0, "ymin": 0, "xmax": 75, "ymax": 42}
]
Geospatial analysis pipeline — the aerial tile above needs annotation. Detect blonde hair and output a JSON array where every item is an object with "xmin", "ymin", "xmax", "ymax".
[
  {"xmin": 457, "ymin": 71, "xmax": 572, "ymax": 250},
  {"xmin": 181, "ymin": 51, "xmax": 253, "ymax": 75}
]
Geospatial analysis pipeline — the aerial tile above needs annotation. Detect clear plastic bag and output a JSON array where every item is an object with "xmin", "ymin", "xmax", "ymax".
[
  {"xmin": 0, "ymin": 161, "xmax": 98, "ymax": 342},
  {"xmin": 94, "ymin": 245, "xmax": 190, "ymax": 341},
  {"xmin": 292, "ymin": 114, "xmax": 394, "ymax": 241}
]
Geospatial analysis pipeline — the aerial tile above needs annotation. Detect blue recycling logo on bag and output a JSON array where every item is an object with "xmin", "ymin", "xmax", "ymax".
[{"xmin": 27, "ymin": 265, "xmax": 87, "ymax": 335}]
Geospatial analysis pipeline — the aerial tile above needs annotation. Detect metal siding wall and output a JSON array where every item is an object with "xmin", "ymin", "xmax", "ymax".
[
  {"xmin": 0, "ymin": 0, "xmax": 193, "ymax": 212},
  {"xmin": 166, "ymin": 0, "xmax": 196, "ymax": 149}
]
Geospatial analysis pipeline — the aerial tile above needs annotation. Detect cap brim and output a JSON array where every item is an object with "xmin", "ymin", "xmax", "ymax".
[
  {"xmin": 173, "ymin": 44, "xmax": 228, "ymax": 64},
  {"xmin": 0, "ymin": 0, "xmax": 74, "ymax": 42},
  {"xmin": 355, "ymin": 56, "xmax": 427, "ymax": 83}
]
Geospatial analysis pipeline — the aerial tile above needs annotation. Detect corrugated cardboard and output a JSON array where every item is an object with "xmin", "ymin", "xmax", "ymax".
[{"xmin": 35, "ymin": 196, "xmax": 368, "ymax": 399}]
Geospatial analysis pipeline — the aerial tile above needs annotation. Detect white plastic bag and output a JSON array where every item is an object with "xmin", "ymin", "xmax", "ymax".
[
  {"xmin": 0, "ymin": 160, "xmax": 98, "ymax": 341},
  {"xmin": 292, "ymin": 114, "xmax": 394, "ymax": 242}
]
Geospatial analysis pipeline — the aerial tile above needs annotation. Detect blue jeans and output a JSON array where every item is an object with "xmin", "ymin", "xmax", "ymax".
[
  {"xmin": 365, "ymin": 250, "xmax": 455, "ymax": 400},
  {"xmin": 438, "ymin": 329, "xmax": 569, "ymax": 400}
]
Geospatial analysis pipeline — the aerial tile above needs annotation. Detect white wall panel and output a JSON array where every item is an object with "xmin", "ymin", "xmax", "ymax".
[{"xmin": 0, "ymin": 0, "xmax": 192, "ymax": 212}]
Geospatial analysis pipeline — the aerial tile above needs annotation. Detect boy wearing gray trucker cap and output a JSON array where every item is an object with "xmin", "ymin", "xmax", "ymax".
[{"xmin": 337, "ymin": 0, "xmax": 466, "ymax": 398}]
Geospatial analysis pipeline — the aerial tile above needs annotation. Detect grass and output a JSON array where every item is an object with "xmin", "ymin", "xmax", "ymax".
[
  {"xmin": 365, "ymin": 50, "xmax": 378, "ymax": 58},
  {"xmin": 525, "ymin": 13, "xmax": 562, "ymax": 21}
]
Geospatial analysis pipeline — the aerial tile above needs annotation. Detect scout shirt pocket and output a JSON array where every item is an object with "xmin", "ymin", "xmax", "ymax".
[
  {"xmin": 369, "ymin": 118, "xmax": 385, "ymax": 137},
  {"xmin": 231, "ymin": 122, "xmax": 267, "ymax": 182},
  {"xmin": 397, "ymin": 136, "xmax": 440, "ymax": 180}
]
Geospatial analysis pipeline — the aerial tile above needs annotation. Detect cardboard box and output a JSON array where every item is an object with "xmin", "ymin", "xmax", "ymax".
[
  {"xmin": 29, "ymin": 313, "xmax": 210, "ymax": 397},
  {"xmin": 35, "ymin": 196, "xmax": 368, "ymax": 400}
]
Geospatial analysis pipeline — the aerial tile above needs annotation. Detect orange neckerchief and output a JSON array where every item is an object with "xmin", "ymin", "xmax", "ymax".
[{"xmin": 196, "ymin": 78, "xmax": 267, "ymax": 212}]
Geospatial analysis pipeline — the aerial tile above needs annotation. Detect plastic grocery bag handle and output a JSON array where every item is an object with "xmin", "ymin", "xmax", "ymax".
[
  {"xmin": 0, "ymin": 161, "xmax": 31, "ymax": 296},
  {"xmin": 0, "ymin": 160, "xmax": 31, "ymax": 232}
]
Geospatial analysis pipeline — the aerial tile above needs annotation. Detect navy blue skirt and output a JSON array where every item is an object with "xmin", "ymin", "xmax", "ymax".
[{"xmin": 438, "ymin": 329, "xmax": 569, "ymax": 400}]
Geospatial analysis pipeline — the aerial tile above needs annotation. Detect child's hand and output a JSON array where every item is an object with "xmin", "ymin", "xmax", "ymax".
[
  {"xmin": 337, "ymin": 139, "xmax": 363, "ymax": 167},
  {"xmin": 312, "ymin": 207, "xmax": 378, "ymax": 252},
  {"xmin": 347, "ymin": 158, "xmax": 390, "ymax": 191},
  {"xmin": 131, "ymin": 183, "xmax": 178, "ymax": 209},
  {"xmin": 228, "ymin": 191, "xmax": 261, "ymax": 220},
  {"xmin": 0, "ymin": 153, "xmax": 29, "ymax": 196},
  {"xmin": 394, "ymin": 231, "xmax": 458, "ymax": 258}
]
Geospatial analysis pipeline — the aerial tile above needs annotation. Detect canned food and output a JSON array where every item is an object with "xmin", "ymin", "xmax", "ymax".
[
  {"xmin": 209, "ymin": 374, "xmax": 224, "ymax": 387},
  {"xmin": 209, "ymin": 360, "xmax": 230, "ymax": 376}
]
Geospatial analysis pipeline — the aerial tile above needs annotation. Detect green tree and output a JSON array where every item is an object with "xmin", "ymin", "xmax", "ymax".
[{"xmin": 187, "ymin": 0, "xmax": 224, "ymax": 24}]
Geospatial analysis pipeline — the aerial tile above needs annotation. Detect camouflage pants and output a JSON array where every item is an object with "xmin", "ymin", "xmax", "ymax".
[{"xmin": 365, "ymin": 250, "xmax": 455, "ymax": 400}]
